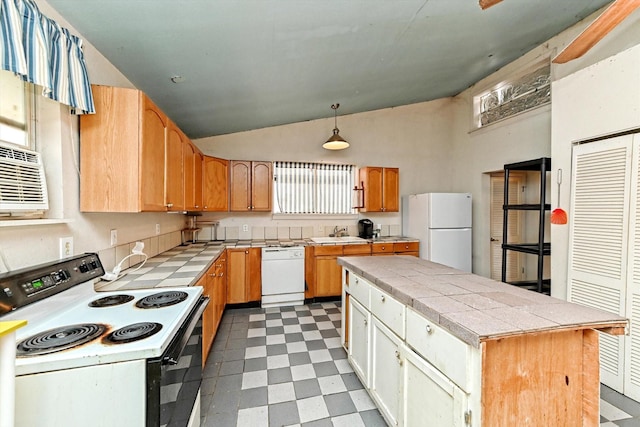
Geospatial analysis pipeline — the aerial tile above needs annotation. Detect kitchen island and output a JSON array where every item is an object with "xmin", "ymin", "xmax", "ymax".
[{"xmin": 338, "ymin": 255, "xmax": 627, "ymax": 427}]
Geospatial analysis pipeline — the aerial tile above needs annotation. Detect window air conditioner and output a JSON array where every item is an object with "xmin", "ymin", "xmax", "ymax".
[{"xmin": 0, "ymin": 141, "xmax": 49, "ymax": 213}]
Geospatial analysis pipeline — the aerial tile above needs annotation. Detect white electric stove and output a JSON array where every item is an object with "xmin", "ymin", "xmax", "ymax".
[{"xmin": 0, "ymin": 253, "xmax": 207, "ymax": 427}]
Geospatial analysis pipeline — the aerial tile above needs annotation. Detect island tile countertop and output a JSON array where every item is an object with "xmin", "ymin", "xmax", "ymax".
[{"xmin": 337, "ymin": 255, "xmax": 628, "ymax": 348}]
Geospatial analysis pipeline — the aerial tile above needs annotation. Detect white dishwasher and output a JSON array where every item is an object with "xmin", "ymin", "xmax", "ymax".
[{"xmin": 261, "ymin": 246, "xmax": 305, "ymax": 308}]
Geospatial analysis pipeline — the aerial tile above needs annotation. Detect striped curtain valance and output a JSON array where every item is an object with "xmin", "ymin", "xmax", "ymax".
[
  {"xmin": 0, "ymin": 0, "xmax": 94, "ymax": 114},
  {"xmin": 274, "ymin": 161, "xmax": 355, "ymax": 215}
]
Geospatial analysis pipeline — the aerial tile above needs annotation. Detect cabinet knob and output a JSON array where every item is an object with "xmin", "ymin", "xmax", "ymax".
[
  {"xmin": 167, "ymin": 203, "xmax": 173, "ymax": 208},
  {"xmin": 405, "ymin": 245, "xmax": 409, "ymax": 249},
  {"xmin": 364, "ymin": 319, "xmax": 368, "ymax": 326},
  {"xmin": 219, "ymin": 273, "xmax": 224, "ymax": 277},
  {"xmin": 381, "ymin": 246, "xmax": 386, "ymax": 250},
  {"xmin": 355, "ymin": 278, "xmax": 359, "ymax": 284},
  {"xmin": 425, "ymin": 324, "xmax": 433, "ymax": 335},
  {"xmin": 381, "ymin": 295, "xmax": 386, "ymax": 302}
]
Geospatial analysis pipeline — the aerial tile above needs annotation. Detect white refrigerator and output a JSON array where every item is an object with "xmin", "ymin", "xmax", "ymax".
[{"xmin": 402, "ymin": 192, "xmax": 472, "ymax": 272}]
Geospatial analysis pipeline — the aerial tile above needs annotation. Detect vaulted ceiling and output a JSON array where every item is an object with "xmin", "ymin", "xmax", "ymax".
[{"xmin": 47, "ymin": 0, "xmax": 611, "ymax": 138}]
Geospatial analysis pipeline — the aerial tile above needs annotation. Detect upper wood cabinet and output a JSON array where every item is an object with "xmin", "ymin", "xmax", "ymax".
[
  {"xmin": 165, "ymin": 123, "xmax": 185, "ymax": 211},
  {"xmin": 81, "ymin": 85, "xmax": 169, "ymax": 212},
  {"xmin": 230, "ymin": 160, "xmax": 272, "ymax": 212},
  {"xmin": 359, "ymin": 166, "xmax": 399, "ymax": 212},
  {"xmin": 183, "ymin": 140, "xmax": 204, "ymax": 211},
  {"xmin": 194, "ymin": 150, "xmax": 204, "ymax": 210},
  {"xmin": 203, "ymin": 156, "xmax": 229, "ymax": 211}
]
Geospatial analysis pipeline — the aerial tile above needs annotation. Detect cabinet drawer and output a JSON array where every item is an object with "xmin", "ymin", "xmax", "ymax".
[
  {"xmin": 372, "ymin": 243, "xmax": 394, "ymax": 255},
  {"xmin": 370, "ymin": 286, "xmax": 405, "ymax": 338},
  {"xmin": 405, "ymin": 308, "xmax": 470, "ymax": 391},
  {"xmin": 343, "ymin": 244, "xmax": 372, "ymax": 255},
  {"xmin": 393, "ymin": 242, "xmax": 419, "ymax": 253},
  {"xmin": 347, "ymin": 273, "xmax": 371, "ymax": 307},
  {"xmin": 314, "ymin": 245, "xmax": 344, "ymax": 256}
]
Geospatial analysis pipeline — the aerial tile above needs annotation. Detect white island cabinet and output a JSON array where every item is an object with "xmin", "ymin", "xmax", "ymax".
[{"xmin": 339, "ymin": 255, "xmax": 628, "ymax": 427}]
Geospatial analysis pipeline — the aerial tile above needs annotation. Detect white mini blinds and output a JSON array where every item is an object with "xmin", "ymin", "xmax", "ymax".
[{"xmin": 273, "ymin": 162, "xmax": 355, "ymax": 214}]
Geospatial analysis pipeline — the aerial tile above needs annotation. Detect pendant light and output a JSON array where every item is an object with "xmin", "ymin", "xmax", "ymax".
[{"xmin": 323, "ymin": 103, "xmax": 349, "ymax": 150}]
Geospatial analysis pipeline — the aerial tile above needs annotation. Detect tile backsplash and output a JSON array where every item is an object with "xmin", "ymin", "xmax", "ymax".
[{"xmin": 195, "ymin": 224, "xmax": 401, "ymax": 242}]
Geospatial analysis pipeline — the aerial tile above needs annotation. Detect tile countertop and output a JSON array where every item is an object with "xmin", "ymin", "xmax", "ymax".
[
  {"xmin": 96, "ymin": 243, "xmax": 224, "ymax": 292},
  {"xmin": 96, "ymin": 237, "xmax": 418, "ymax": 292},
  {"xmin": 337, "ymin": 255, "xmax": 628, "ymax": 348}
]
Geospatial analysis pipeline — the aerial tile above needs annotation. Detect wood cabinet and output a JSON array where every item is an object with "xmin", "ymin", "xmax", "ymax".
[
  {"xmin": 198, "ymin": 264, "xmax": 215, "ymax": 365},
  {"xmin": 203, "ymin": 156, "xmax": 229, "ymax": 211},
  {"xmin": 194, "ymin": 150, "xmax": 204, "ymax": 210},
  {"xmin": 306, "ymin": 242, "xmax": 417, "ymax": 298},
  {"xmin": 315, "ymin": 247, "xmax": 344, "ymax": 297},
  {"xmin": 226, "ymin": 247, "xmax": 261, "ymax": 304},
  {"xmin": 199, "ymin": 252, "xmax": 227, "ymax": 365},
  {"xmin": 183, "ymin": 140, "xmax": 203, "ymax": 211},
  {"xmin": 359, "ymin": 167, "xmax": 399, "ymax": 212},
  {"xmin": 212, "ymin": 253, "xmax": 227, "ymax": 332},
  {"xmin": 165, "ymin": 123, "xmax": 185, "ymax": 211},
  {"xmin": 393, "ymin": 241, "xmax": 419, "ymax": 257},
  {"xmin": 230, "ymin": 160, "xmax": 272, "ymax": 212},
  {"xmin": 371, "ymin": 243, "xmax": 394, "ymax": 255},
  {"xmin": 80, "ymin": 85, "xmax": 168, "ymax": 212}
]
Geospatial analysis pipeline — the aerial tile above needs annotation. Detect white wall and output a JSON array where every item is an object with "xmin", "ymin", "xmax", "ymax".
[
  {"xmin": 194, "ymin": 98, "xmax": 458, "ymax": 236},
  {"xmin": 551, "ymin": 23, "xmax": 640, "ymax": 299},
  {"xmin": 0, "ymin": 0, "xmax": 186, "ymax": 272}
]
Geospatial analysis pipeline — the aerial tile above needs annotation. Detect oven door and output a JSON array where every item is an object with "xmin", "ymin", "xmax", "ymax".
[{"xmin": 146, "ymin": 296, "xmax": 208, "ymax": 427}]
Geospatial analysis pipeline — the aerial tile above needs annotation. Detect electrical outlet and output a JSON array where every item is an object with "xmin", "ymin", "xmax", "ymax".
[
  {"xmin": 155, "ymin": 224, "xmax": 161, "ymax": 235},
  {"xmin": 110, "ymin": 229, "xmax": 118, "ymax": 246},
  {"xmin": 59, "ymin": 237, "xmax": 73, "ymax": 259},
  {"xmin": 242, "ymin": 224, "xmax": 249, "ymax": 232}
]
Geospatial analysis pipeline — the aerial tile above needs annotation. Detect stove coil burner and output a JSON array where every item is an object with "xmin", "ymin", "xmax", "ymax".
[
  {"xmin": 88, "ymin": 294, "xmax": 134, "ymax": 307},
  {"xmin": 105, "ymin": 322, "xmax": 163, "ymax": 344},
  {"xmin": 17, "ymin": 323, "xmax": 106, "ymax": 356},
  {"xmin": 135, "ymin": 291, "xmax": 188, "ymax": 309}
]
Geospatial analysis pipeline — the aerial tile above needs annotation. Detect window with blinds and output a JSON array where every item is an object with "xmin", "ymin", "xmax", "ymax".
[{"xmin": 273, "ymin": 162, "xmax": 356, "ymax": 214}]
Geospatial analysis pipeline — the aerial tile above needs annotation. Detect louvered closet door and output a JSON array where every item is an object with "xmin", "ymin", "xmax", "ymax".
[
  {"xmin": 625, "ymin": 134, "xmax": 640, "ymax": 401},
  {"xmin": 568, "ymin": 135, "xmax": 632, "ymax": 392}
]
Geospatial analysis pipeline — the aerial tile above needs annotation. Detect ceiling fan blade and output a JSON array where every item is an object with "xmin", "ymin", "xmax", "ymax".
[
  {"xmin": 553, "ymin": 0, "xmax": 640, "ymax": 64},
  {"xmin": 479, "ymin": 0, "xmax": 503, "ymax": 10}
]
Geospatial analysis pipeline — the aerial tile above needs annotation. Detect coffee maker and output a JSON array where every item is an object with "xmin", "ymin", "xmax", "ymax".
[{"xmin": 358, "ymin": 219, "xmax": 374, "ymax": 239}]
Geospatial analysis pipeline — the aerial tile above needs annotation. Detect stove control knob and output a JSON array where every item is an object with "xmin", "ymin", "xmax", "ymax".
[{"xmin": 3, "ymin": 287, "xmax": 13, "ymax": 297}]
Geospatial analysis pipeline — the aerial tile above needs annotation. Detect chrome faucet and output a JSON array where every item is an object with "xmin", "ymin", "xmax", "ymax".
[{"xmin": 331, "ymin": 226, "xmax": 348, "ymax": 237}]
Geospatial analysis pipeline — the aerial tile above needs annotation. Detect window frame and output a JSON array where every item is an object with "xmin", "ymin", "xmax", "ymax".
[
  {"xmin": 272, "ymin": 161, "xmax": 358, "ymax": 218},
  {"xmin": 0, "ymin": 70, "xmax": 36, "ymax": 149}
]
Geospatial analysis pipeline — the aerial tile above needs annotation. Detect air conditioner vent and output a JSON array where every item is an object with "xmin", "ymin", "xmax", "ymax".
[{"xmin": 0, "ymin": 141, "xmax": 49, "ymax": 212}]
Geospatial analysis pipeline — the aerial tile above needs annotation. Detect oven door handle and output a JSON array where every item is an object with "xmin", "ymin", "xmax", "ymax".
[{"xmin": 162, "ymin": 296, "xmax": 209, "ymax": 365}]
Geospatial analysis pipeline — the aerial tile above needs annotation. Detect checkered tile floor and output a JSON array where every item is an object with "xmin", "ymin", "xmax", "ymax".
[
  {"xmin": 199, "ymin": 301, "xmax": 640, "ymax": 427},
  {"xmin": 200, "ymin": 301, "xmax": 385, "ymax": 427}
]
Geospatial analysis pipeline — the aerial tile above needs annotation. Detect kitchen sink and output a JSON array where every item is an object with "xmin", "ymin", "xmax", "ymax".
[{"xmin": 310, "ymin": 236, "xmax": 368, "ymax": 244}]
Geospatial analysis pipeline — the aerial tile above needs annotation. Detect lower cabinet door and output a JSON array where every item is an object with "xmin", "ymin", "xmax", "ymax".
[
  {"xmin": 370, "ymin": 317, "xmax": 403, "ymax": 426},
  {"xmin": 402, "ymin": 344, "xmax": 468, "ymax": 427},
  {"xmin": 348, "ymin": 297, "xmax": 370, "ymax": 387}
]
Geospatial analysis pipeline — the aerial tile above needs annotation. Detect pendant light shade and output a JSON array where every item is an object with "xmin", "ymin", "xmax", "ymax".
[{"xmin": 323, "ymin": 103, "xmax": 349, "ymax": 150}]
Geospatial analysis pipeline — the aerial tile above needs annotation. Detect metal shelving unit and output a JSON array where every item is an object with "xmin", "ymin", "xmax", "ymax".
[{"xmin": 501, "ymin": 157, "xmax": 551, "ymax": 294}]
